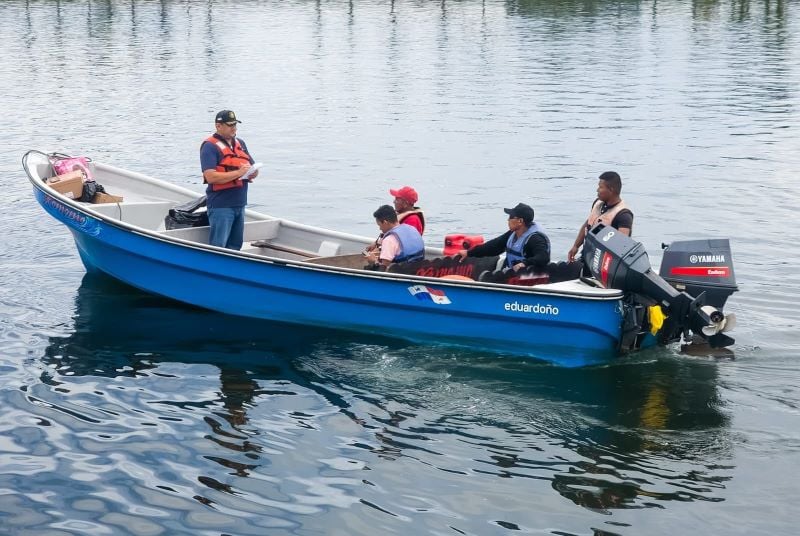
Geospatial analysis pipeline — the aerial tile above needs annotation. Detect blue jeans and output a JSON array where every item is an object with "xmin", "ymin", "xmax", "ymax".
[{"xmin": 208, "ymin": 206, "xmax": 245, "ymax": 250}]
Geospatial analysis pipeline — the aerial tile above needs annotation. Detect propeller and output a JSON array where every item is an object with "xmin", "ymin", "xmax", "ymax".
[
  {"xmin": 722, "ymin": 313, "xmax": 736, "ymax": 333},
  {"xmin": 699, "ymin": 306, "xmax": 736, "ymax": 336}
]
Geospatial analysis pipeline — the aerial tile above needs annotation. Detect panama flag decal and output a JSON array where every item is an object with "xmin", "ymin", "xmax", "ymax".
[{"xmin": 408, "ymin": 285, "xmax": 452, "ymax": 305}]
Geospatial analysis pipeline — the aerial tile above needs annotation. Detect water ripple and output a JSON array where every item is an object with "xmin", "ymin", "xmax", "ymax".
[{"xmin": 1, "ymin": 0, "xmax": 799, "ymax": 534}]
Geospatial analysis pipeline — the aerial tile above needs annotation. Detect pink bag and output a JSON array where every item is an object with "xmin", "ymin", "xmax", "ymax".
[{"xmin": 50, "ymin": 154, "xmax": 94, "ymax": 182}]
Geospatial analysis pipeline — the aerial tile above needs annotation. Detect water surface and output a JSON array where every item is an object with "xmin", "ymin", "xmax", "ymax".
[{"xmin": 1, "ymin": 1, "xmax": 798, "ymax": 534}]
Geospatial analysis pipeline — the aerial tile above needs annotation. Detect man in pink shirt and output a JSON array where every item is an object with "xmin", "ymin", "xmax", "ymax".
[
  {"xmin": 365, "ymin": 205, "xmax": 425, "ymax": 269},
  {"xmin": 365, "ymin": 186, "xmax": 426, "ymax": 255}
]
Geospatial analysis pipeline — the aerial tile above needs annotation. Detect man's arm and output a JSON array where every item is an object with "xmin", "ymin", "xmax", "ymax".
[
  {"xmin": 457, "ymin": 231, "xmax": 510, "ymax": 260},
  {"xmin": 365, "ymin": 234, "xmax": 399, "ymax": 267},
  {"xmin": 614, "ymin": 210, "xmax": 633, "ymax": 236},
  {"xmin": 567, "ymin": 223, "xmax": 588, "ymax": 263},
  {"xmin": 200, "ymin": 142, "xmax": 252, "ymax": 184},
  {"xmin": 203, "ymin": 165, "xmax": 251, "ymax": 185},
  {"xmin": 523, "ymin": 233, "xmax": 550, "ymax": 269},
  {"xmin": 377, "ymin": 234, "xmax": 400, "ymax": 266}
]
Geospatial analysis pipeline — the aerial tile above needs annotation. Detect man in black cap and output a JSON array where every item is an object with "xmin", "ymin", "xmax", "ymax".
[
  {"xmin": 456, "ymin": 203, "xmax": 550, "ymax": 272},
  {"xmin": 200, "ymin": 110, "xmax": 259, "ymax": 250}
]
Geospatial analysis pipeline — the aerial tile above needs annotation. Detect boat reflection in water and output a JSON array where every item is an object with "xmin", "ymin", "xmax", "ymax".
[
  {"xmin": 43, "ymin": 274, "xmax": 733, "ymax": 517},
  {"xmin": 544, "ymin": 359, "xmax": 731, "ymax": 512},
  {"xmin": 292, "ymin": 333, "xmax": 735, "ymax": 513},
  {"xmin": 42, "ymin": 274, "xmax": 407, "ymax": 427}
]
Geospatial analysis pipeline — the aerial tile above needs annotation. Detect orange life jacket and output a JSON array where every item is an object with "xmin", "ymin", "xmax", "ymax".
[{"xmin": 203, "ymin": 135, "xmax": 252, "ymax": 191}]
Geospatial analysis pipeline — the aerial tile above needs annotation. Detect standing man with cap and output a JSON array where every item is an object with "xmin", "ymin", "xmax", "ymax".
[
  {"xmin": 389, "ymin": 185, "xmax": 425, "ymax": 235},
  {"xmin": 456, "ymin": 203, "xmax": 550, "ymax": 272},
  {"xmin": 200, "ymin": 110, "xmax": 259, "ymax": 250},
  {"xmin": 567, "ymin": 171, "xmax": 633, "ymax": 263}
]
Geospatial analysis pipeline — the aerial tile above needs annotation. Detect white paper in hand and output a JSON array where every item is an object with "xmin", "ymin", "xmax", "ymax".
[{"xmin": 241, "ymin": 162, "xmax": 263, "ymax": 182}]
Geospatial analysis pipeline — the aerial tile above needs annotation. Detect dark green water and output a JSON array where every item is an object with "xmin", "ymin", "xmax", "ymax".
[{"xmin": 1, "ymin": 1, "xmax": 798, "ymax": 534}]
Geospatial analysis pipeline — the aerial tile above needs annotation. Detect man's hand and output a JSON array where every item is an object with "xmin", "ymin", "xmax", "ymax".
[
  {"xmin": 512, "ymin": 262, "xmax": 525, "ymax": 272},
  {"xmin": 567, "ymin": 245, "xmax": 579, "ymax": 263},
  {"xmin": 365, "ymin": 250, "xmax": 379, "ymax": 265}
]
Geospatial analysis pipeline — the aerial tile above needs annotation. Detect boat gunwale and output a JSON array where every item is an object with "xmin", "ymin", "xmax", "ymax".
[{"xmin": 26, "ymin": 154, "xmax": 624, "ymax": 302}]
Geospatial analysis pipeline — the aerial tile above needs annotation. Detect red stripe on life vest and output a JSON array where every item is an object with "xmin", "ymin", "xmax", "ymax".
[{"xmin": 670, "ymin": 266, "xmax": 730, "ymax": 277}]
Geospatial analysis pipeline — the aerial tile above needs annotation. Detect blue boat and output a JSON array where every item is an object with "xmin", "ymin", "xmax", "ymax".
[{"xmin": 24, "ymin": 150, "xmax": 737, "ymax": 366}]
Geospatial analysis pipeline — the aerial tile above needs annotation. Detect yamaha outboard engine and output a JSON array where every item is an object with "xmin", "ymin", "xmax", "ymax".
[
  {"xmin": 659, "ymin": 239, "xmax": 738, "ymax": 310},
  {"xmin": 582, "ymin": 225, "xmax": 736, "ymax": 351}
]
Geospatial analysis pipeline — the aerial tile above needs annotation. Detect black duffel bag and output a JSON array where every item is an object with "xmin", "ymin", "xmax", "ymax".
[
  {"xmin": 79, "ymin": 181, "xmax": 100, "ymax": 202},
  {"xmin": 165, "ymin": 196, "xmax": 209, "ymax": 230}
]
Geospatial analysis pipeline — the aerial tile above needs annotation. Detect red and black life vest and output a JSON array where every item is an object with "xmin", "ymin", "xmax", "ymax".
[{"xmin": 203, "ymin": 135, "xmax": 252, "ymax": 191}]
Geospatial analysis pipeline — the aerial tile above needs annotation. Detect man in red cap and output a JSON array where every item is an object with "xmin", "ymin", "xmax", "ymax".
[{"xmin": 389, "ymin": 185, "xmax": 425, "ymax": 235}]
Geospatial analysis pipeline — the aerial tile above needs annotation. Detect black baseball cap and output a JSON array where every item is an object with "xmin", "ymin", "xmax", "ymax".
[
  {"xmin": 503, "ymin": 203, "xmax": 534, "ymax": 224},
  {"xmin": 215, "ymin": 110, "xmax": 242, "ymax": 125}
]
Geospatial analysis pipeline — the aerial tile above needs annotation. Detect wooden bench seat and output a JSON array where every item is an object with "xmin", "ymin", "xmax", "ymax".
[{"xmin": 162, "ymin": 219, "xmax": 280, "ymax": 244}]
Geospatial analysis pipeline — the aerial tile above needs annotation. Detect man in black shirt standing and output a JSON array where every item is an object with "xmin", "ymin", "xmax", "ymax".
[{"xmin": 567, "ymin": 171, "xmax": 634, "ymax": 263}]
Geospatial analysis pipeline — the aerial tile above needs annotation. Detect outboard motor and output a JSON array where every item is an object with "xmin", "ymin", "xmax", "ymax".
[
  {"xmin": 659, "ymin": 239, "xmax": 738, "ymax": 310},
  {"xmin": 581, "ymin": 225, "xmax": 736, "ymax": 350}
]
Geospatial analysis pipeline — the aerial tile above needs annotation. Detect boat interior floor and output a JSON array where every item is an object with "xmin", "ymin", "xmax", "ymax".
[{"xmin": 82, "ymin": 200, "xmax": 584, "ymax": 285}]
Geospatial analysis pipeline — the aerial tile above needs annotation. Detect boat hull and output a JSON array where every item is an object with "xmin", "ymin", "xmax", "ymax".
[{"xmin": 35, "ymin": 187, "xmax": 624, "ymax": 366}]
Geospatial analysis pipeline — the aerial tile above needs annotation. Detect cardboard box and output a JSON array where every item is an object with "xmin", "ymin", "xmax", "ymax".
[
  {"xmin": 46, "ymin": 170, "xmax": 84, "ymax": 199},
  {"xmin": 93, "ymin": 192, "xmax": 124, "ymax": 204}
]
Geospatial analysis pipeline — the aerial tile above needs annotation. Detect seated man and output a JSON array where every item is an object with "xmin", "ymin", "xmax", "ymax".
[
  {"xmin": 456, "ymin": 202, "xmax": 550, "ymax": 273},
  {"xmin": 389, "ymin": 185, "xmax": 425, "ymax": 235},
  {"xmin": 366, "ymin": 205, "xmax": 425, "ymax": 269}
]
